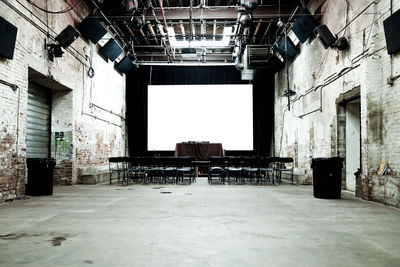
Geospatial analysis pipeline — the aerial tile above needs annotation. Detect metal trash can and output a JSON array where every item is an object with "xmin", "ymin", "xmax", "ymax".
[
  {"xmin": 26, "ymin": 158, "xmax": 56, "ymax": 196},
  {"xmin": 311, "ymin": 157, "xmax": 343, "ymax": 199}
]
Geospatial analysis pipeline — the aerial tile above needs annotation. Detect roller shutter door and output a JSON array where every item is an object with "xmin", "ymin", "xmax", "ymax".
[{"xmin": 26, "ymin": 83, "xmax": 51, "ymax": 158}]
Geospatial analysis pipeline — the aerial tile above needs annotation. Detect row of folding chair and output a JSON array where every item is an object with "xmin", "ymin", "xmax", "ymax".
[
  {"xmin": 207, "ymin": 156, "xmax": 294, "ymax": 185},
  {"xmin": 109, "ymin": 157, "xmax": 196, "ymax": 185}
]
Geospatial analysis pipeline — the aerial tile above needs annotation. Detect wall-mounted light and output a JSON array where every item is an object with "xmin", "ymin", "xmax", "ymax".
[
  {"xmin": 55, "ymin": 25, "xmax": 80, "ymax": 49},
  {"xmin": 314, "ymin": 24, "xmax": 349, "ymax": 51},
  {"xmin": 46, "ymin": 43, "xmax": 64, "ymax": 62}
]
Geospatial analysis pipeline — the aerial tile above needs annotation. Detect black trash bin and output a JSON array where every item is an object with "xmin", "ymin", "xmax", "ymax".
[
  {"xmin": 26, "ymin": 158, "xmax": 56, "ymax": 196},
  {"xmin": 311, "ymin": 157, "xmax": 343, "ymax": 199}
]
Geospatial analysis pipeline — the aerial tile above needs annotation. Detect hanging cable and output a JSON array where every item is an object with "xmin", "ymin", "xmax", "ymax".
[
  {"xmin": 149, "ymin": 65, "xmax": 153, "ymax": 85},
  {"xmin": 284, "ymin": 25, "xmax": 291, "ymax": 110},
  {"xmin": 189, "ymin": 0, "xmax": 193, "ymax": 43},
  {"xmin": 157, "ymin": 0, "xmax": 175, "ymax": 59},
  {"xmin": 14, "ymin": 85, "xmax": 21, "ymax": 198},
  {"xmin": 278, "ymin": 109, "xmax": 287, "ymax": 157},
  {"xmin": 336, "ymin": 1, "xmax": 376, "ymax": 36},
  {"xmin": 26, "ymin": 0, "xmax": 84, "ymax": 14}
]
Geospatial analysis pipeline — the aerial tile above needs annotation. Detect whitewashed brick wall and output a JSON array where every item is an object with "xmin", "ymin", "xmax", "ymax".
[
  {"xmin": 0, "ymin": 0, "xmax": 126, "ymax": 201},
  {"xmin": 274, "ymin": 0, "xmax": 400, "ymax": 207}
]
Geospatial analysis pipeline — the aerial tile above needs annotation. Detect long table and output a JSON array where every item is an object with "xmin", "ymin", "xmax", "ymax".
[{"xmin": 174, "ymin": 142, "xmax": 224, "ymax": 160}]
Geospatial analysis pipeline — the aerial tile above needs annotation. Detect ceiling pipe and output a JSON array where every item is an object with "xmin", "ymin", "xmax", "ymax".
[
  {"xmin": 157, "ymin": 0, "xmax": 175, "ymax": 58},
  {"xmin": 189, "ymin": 0, "xmax": 193, "ymax": 43}
]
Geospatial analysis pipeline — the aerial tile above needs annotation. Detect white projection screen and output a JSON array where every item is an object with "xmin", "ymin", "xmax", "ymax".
[{"xmin": 148, "ymin": 84, "xmax": 253, "ymax": 151}]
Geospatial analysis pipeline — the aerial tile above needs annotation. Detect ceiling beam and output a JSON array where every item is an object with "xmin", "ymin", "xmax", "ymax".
[
  {"xmin": 123, "ymin": 21, "xmax": 140, "ymax": 45},
  {"xmin": 139, "ymin": 29, "xmax": 150, "ymax": 45},
  {"xmin": 179, "ymin": 20, "xmax": 186, "ymax": 40},
  {"xmin": 148, "ymin": 6, "xmax": 295, "ymax": 20},
  {"xmin": 147, "ymin": 21, "xmax": 159, "ymax": 45},
  {"xmin": 213, "ymin": 19, "xmax": 216, "ymax": 41},
  {"xmin": 259, "ymin": 21, "xmax": 272, "ymax": 44},
  {"xmin": 252, "ymin": 19, "xmax": 262, "ymax": 44},
  {"xmin": 108, "ymin": 6, "xmax": 295, "ymax": 21}
]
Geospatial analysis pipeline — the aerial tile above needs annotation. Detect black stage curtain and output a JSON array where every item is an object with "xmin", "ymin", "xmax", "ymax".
[{"xmin": 126, "ymin": 66, "xmax": 274, "ymax": 157}]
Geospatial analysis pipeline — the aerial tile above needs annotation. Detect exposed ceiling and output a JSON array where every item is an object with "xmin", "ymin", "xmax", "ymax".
[{"xmin": 85, "ymin": 0, "xmax": 309, "ymax": 65}]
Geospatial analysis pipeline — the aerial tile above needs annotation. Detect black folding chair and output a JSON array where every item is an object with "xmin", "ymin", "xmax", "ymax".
[
  {"xmin": 225, "ymin": 157, "xmax": 243, "ymax": 185},
  {"xmin": 258, "ymin": 157, "xmax": 277, "ymax": 184},
  {"xmin": 176, "ymin": 156, "xmax": 195, "ymax": 184},
  {"xmin": 242, "ymin": 157, "xmax": 261, "ymax": 184},
  {"xmin": 208, "ymin": 156, "xmax": 227, "ymax": 185},
  {"xmin": 109, "ymin": 157, "xmax": 128, "ymax": 185},
  {"xmin": 274, "ymin": 157, "xmax": 294, "ymax": 184}
]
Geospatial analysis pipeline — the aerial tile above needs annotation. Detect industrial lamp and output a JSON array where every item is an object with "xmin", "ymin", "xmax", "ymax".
[{"xmin": 314, "ymin": 24, "xmax": 349, "ymax": 51}]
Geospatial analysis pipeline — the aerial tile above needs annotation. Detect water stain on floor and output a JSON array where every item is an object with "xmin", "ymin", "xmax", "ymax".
[
  {"xmin": 51, "ymin": 236, "xmax": 67, "ymax": 246},
  {"xmin": 0, "ymin": 233, "xmax": 42, "ymax": 240}
]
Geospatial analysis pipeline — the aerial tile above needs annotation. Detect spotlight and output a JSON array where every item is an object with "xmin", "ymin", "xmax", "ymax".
[
  {"xmin": 46, "ymin": 43, "xmax": 64, "ymax": 62},
  {"xmin": 314, "ymin": 24, "xmax": 336, "ymax": 49},
  {"xmin": 124, "ymin": 0, "xmax": 138, "ymax": 14},
  {"xmin": 277, "ymin": 19, "xmax": 284, "ymax": 28},
  {"xmin": 131, "ymin": 16, "xmax": 144, "ymax": 30},
  {"xmin": 314, "ymin": 24, "xmax": 350, "ymax": 51},
  {"xmin": 238, "ymin": 13, "xmax": 252, "ymax": 28},
  {"xmin": 336, "ymin": 37, "xmax": 349, "ymax": 51},
  {"xmin": 240, "ymin": 0, "xmax": 258, "ymax": 12},
  {"xmin": 55, "ymin": 25, "xmax": 80, "ymax": 49}
]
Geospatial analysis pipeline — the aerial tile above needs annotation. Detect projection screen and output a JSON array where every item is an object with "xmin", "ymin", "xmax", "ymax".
[{"xmin": 148, "ymin": 84, "xmax": 253, "ymax": 151}]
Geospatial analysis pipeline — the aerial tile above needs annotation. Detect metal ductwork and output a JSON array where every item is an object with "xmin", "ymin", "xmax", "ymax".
[{"xmin": 241, "ymin": 45, "xmax": 271, "ymax": 80}]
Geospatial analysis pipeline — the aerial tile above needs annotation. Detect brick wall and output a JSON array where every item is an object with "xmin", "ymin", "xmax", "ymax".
[
  {"xmin": 274, "ymin": 0, "xmax": 400, "ymax": 207},
  {"xmin": 0, "ymin": 1, "xmax": 126, "ymax": 202}
]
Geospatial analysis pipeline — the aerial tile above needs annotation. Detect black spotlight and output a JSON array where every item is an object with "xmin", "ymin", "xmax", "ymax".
[
  {"xmin": 238, "ymin": 12, "xmax": 252, "ymax": 28},
  {"xmin": 314, "ymin": 24, "xmax": 336, "ymax": 49},
  {"xmin": 124, "ymin": 0, "xmax": 138, "ymax": 13},
  {"xmin": 131, "ymin": 16, "xmax": 144, "ymax": 30},
  {"xmin": 47, "ymin": 43, "xmax": 64, "ymax": 61},
  {"xmin": 241, "ymin": 0, "xmax": 258, "ymax": 12},
  {"xmin": 55, "ymin": 25, "xmax": 80, "ymax": 49},
  {"xmin": 336, "ymin": 37, "xmax": 349, "ymax": 51}
]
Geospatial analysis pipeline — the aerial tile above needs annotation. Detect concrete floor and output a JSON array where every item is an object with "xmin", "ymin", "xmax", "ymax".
[{"xmin": 1, "ymin": 179, "xmax": 400, "ymax": 267}]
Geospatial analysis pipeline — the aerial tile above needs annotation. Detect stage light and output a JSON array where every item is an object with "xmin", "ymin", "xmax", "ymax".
[
  {"xmin": 238, "ymin": 13, "xmax": 252, "ymax": 28},
  {"xmin": 240, "ymin": 0, "xmax": 258, "ymax": 12},
  {"xmin": 314, "ymin": 24, "xmax": 336, "ymax": 49},
  {"xmin": 131, "ymin": 16, "xmax": 144, "ymax": 30}
]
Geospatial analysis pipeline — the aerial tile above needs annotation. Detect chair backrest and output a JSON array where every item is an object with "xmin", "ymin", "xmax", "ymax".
[
  {"xmin": 109, "ymin": 157, "xmax": 125, "ymax": 163},
  {"xmin": 259, "ymin": 157, "xmax": 275, "ymax": 168},
  {"xmin": 208, "ymin": 156, "xmax": 226, "ymax": 167},
  {"xmin": 226, "ymin": 156, "xmax": 243, "ymax": 167},
  {"xmin": 275, "ymin": 157, "xmax": 294, "ymax": 169},
  {"xmin": 176, "ymin": 156, "xmax": 195, "ymax": 168},
  {"xmin": 276, "ymin": 157, "xmax": 294, "ymax": 163},
  {"xmin": 242, "ymin": 156, "xmax": 261, "ymax": 167}
]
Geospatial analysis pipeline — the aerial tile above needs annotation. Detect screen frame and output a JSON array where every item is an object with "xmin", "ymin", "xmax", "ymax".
[{"xmin": 146, "ymin": 84, "xmax": 255, "ymax": 154}]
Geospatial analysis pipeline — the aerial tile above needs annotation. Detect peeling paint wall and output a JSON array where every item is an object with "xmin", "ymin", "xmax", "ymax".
[
  {"xmin": 0, "ymin": 1, "xmax": 126, "ymax": 202},
  {"xmin": 274, "ymin": 0, "xmax": 400, "ymax": 207}
]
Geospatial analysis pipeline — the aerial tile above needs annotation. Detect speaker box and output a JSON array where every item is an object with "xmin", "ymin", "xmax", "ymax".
[
  {"xmin": 100, "ymin": 39, "xmax": 123, "ymax": 61},
  {"xmin": 278, "ymin": 37, "xmax": 297, "ymax": 60},
  {"xmin": 55, "ymin": 25, "xmax": 80, "ymax": 48},
  {"xmin": 76, "ymin": 15, "xmax": 107, "ymax": 44},
  {"xmin": 314, "ymin": 24, "xmax": 336, "ymax": 49},
  {"xmin": 0, "ymin": 16, "xmax": 18, "ymax": 59},
  {"xmin": 116, "ymin": 56, "xmax": 134, "ymax": 74},
  {"xmin": 383, "ymin": 9, "xmax": 400, "ymax": 54},
  {"xmin": 292, "ymin": 10, "xmax": 318, "ymax": 43}
]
